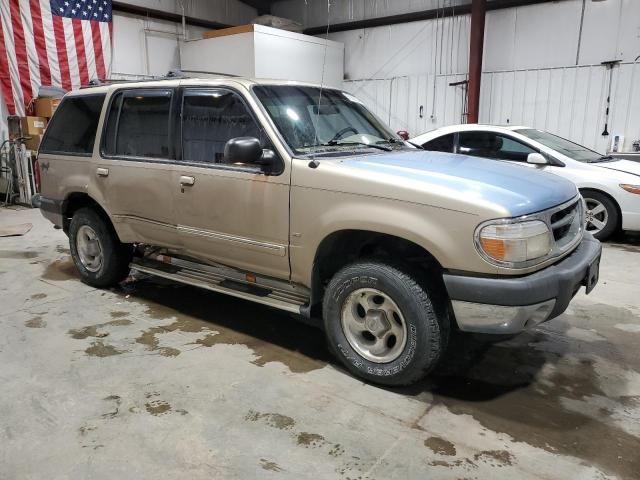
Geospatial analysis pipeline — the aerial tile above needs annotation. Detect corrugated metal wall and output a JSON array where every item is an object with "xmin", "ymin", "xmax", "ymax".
[{"xmin": 274, "ymin": 0, "xmax": 640, "ymax": 153}]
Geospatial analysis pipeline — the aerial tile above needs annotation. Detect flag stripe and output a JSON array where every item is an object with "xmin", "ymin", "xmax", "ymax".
[
  {"xmin": 90, "ymin": 20, "xmax": 105, "ymax": 80},
  {"xmin": 28, "ymin": 0, "xmax": 51, "ymax": 85},
  {"xmin": 52, "ymin": 13, "xmax": 72, "ymax": 91},
  {"xmin": 81, "ymin": 18, "xmax": 97, "ymax": 82},
  {"xmin": 62, "ymin": 17, "xmax": 80, "ymax": 89},
  {"xmin": 9, "ymin": 0, "xmax": 34, "ymax": 111},
  {"xmin": 1, "ymin": 0, "xmax": 25, "ymax": 115},
  {"xmin": 39, "ymin": 2, "xmax": 62, "ymax": 88},
  {"xmin": 72, "ymin": 18, "xmax": 89, "ymax": 86},
  {"xmin": 19, "ymin": 0, "xmax": 42, "ymax": 102},
  {"xmin": 0, "ymin": 17, "xmax": 17, "ymax": 116}
]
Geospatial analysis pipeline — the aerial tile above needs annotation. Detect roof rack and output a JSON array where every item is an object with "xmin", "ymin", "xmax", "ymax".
[{"xmin": 81, "ymin": 69, "xmax": 240, "ymax": 89}]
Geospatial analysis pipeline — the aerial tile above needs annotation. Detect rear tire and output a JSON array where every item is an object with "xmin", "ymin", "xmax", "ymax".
[
  {"xmin": 581, "ymin": 190, "xmax": 619, "ymax": 241},
  {"xmin": 69, "ymin": 207, "xmax": 132, "ymax": 288},
  {"xmin": 322, "ymin": 260, "xmax": 448, "ymax": 386}
]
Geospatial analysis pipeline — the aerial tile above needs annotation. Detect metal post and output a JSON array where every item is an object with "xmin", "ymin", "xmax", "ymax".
[{"xmin": 467, "ymin": 0, "xmax": 486, "ymax": 124}]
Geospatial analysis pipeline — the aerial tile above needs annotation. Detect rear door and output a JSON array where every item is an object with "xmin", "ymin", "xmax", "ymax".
[
  {"xmin": 93, "ymin": 88, "xmax": 180, "ymax": 247},
  {"xmin": 172, "ymin": 86, "xmax": 290, "ymax": 279}
]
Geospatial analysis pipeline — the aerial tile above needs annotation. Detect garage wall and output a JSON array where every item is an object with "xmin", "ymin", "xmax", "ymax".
[{"xmin": 273, "ymin": 0, "xmax": 640, "ymax": 153}]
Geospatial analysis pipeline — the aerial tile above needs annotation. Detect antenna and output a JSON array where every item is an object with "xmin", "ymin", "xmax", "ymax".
[{"xmin": 309, "ymin": 0, "xmax": 332, "ymax": 169}]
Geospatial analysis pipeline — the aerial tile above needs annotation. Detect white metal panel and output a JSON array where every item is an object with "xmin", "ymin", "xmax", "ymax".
[{"xmin": 181, "ymin": 32, "xmax": 257, "ymax": 77}]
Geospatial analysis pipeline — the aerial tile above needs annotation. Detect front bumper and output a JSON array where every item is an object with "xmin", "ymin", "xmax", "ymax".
[{"xmin": 443, "ymin": 234, "xmax": 602, "ymax": 334}]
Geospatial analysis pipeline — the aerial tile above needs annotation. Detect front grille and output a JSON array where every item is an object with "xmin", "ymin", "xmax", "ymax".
[{"xmin": 548, "ymin": 199, "xmax": 582, "ymax": 252}]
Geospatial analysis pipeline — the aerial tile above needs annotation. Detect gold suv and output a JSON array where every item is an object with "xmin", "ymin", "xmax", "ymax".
[{"xmin": 35, "ymin": 78, "xmax": 601, "ymax": 386}]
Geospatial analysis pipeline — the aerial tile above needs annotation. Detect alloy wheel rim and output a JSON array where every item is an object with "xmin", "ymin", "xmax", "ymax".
[
  {"xmin": 341, "ymin": 288, "xmax": 408, "ymax": 363},
  {"xmin": 584, "ymin": 198, "xmax": 609, "ymax": 234},
  {"xmin": 76, "ymin": 225, "xmax": 103, "ymax": 273}
]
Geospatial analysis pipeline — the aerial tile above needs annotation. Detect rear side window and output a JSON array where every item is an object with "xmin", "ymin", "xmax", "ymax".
[
  {"xmin": 40, "ymin": 95, "xmax": 105, "ymax": 155},
  {"xmin": 423, "ymin": 134, "xmax": 454, "ymax": 152},
  {"xmin": 102, "ymin": 90, "xmax": 172, "ymax": 159}
]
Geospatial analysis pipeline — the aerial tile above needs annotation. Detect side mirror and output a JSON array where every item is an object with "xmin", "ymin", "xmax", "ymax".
[
  {"xmin": 527, "ymin": 152, "xmax": 549, "ymax": 165},
  {"xmin": 223, "ymin": 137, "xmax": 278, "ymax": 173},
  {"xmin": 224, "ymin": 137, "xmax": 262, "ymax": 164}
]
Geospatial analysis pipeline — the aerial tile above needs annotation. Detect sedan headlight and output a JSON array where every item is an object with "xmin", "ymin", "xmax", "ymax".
[
  {"xmin": 620, "ymin": 184, "xmax": 640, "ymax": 195},
  {"xmin": 476, "ymin": 220, "xmax": 553, "ymax": 267}
]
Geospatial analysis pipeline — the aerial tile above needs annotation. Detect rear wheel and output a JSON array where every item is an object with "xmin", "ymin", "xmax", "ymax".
[
  {"xmin": 69, "ymin": 207, "xmax": 132, "ymax": 288},
  {"xmin": 322, "ymin": 260, "xmax": 448, "ymax": 386},
  {"xmin": 581, "ymin": 190, "xmax": 619, "ymax": 241}
]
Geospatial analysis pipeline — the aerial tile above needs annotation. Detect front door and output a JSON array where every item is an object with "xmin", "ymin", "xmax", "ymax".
[
  {"xmin": 172, "ymin": 87, "xmax": 290, "ymax": 280},
  {"xmin": 94, "ymin": 88, "xmax": 179, "ymax": 248}
]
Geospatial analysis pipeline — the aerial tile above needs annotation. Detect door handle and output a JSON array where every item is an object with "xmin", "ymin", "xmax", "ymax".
[
  {"xmin": 179, "ymin": 175, "xmax": 195, "ymax": 186},
  {"xmin": 96, "ymin": 167, "xmax": 109, "ymax": 177}
]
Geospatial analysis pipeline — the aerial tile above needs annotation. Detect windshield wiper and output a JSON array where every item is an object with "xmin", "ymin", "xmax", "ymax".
[
  {"xmin": 320, "ymin": 140, "xmax": 392, "ymax": 152},
  {"xmin": 589, "ymin": 155, "xmax": 615, "ymax": 163}
]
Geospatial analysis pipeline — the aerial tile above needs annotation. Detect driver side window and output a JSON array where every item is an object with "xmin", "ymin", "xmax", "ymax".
[
  {"xmin": 458, "ymin": 131, "xmax": 536, "ymax": 161},
  {"xmin": 181, "ymin": 89, "xmax": 264, "ymax": 165}
]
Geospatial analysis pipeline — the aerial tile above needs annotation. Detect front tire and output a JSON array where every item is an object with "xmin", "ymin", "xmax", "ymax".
[
  {"xmin": 322, "ymin": 261, "xmax": 448, "ymax": 386},
  {"xmin": 69, "ymin": 207, "xmax": 132, "ymax": 288},
  {"xmin": 581, "ymin": 190, "xmax": 619, "ymax": 241}
]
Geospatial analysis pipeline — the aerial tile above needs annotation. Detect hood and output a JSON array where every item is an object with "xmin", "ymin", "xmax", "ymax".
[
  {"xmin": 334, "ymin": 150, "xmax": 577, "ymax": 217},
  {"xmin": 593, "ymin": 160, "xmax": 640, "ymax": 179}
]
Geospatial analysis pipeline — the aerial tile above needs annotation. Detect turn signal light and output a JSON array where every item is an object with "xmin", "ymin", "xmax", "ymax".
[{"xmin": 620, "ymin": 184, "xmax": 640, "ymax": 195}]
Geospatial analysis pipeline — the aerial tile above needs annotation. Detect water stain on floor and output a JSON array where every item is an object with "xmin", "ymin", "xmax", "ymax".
[
  {"xmin": 424, "ymin": 436, "xmax": 456, "ymax": 456},
  {"xmin": 102, "ymin": 395, "xmax": 121, "ymax": 419},
  {"xmin": 30, "ymin": 293, "xmax": 47, "ymax": 300},
  {"xmin": 119, "ymin": 279, "xmax": 329, "ymax": 373},
  {"xmin": 297, "ymin": 432, "xmax": 326, "ymax": 448},
  {"xmin": 68, "ymin": 319, "xmax": 132, "ymax": 340},
  {"xmin": 145, "ymin": 400, "xmax": 171, "ymax": 416},
  {"xmin": 245, "ymin": 410, "xmax": 295, "ymax": 430},
  {"xmin": 410, "ymin": 324, "xmax": 640, "ymax": 480},
  {"xmin": 85, "ymin": 341, "xmax": 125, "ymax": 357},
  {"xmin": 259, "ymin": 459, "xmax": 283, "ymax": 472},
  {"xmin": 25, "ymin": 316, "xmax": 46, "ymax": 328},
  {"xmin": 41, "ymin": 257, "xmax": 78, "ymax": 281},
  {"xmin": 0, "ymin": 250, "xmax": 39, "ymax": 259}
]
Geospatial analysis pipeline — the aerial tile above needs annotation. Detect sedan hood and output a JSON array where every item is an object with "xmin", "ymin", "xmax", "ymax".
[
  {"xmin": 335, "ymin": 150, "xmax": 577, "ymax": 217},
  {"xmin": 594, "ymin": 160, "xmax": 640, "ymax": 179}
]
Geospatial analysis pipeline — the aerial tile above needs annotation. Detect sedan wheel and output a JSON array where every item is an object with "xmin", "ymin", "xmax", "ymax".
[{"xmin": 584, "ymin": 198, "xmax": 609, "ymax": 235}]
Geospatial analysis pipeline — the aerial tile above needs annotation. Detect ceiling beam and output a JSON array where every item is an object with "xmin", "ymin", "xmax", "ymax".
[
  {"xmin": 237, "ymin": 0, "xmax": 271, "ymax": 16},
  {"xmin": 112, "ymin": 1, "xmax": 232, "ymax": 30}
]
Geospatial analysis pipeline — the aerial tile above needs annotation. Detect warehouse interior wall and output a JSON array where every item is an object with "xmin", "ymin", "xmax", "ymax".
[{"xmin": 274, "ymin": 0, "xmax": 640, "ymax": 153}]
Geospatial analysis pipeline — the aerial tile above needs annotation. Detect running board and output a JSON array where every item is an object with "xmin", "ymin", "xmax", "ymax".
[{"xmin": 130, "ymin": 254, "xmax": 309, "ymax": 314}]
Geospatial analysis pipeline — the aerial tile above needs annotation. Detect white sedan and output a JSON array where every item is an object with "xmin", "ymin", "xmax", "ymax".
[{"xmin": 411, "ymin": 124, "xmax": 640, "ymax": 240}]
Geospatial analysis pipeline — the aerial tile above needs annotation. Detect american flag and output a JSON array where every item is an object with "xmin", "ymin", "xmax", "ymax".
[{"xmin": 0, "ymin": 0, "xmax": 112, "ymax": 116}]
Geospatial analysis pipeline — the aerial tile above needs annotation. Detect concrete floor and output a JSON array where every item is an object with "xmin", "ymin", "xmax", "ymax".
[{"xmin": 1, "ymin": 206, "xmax": 639, "ymax": 480}]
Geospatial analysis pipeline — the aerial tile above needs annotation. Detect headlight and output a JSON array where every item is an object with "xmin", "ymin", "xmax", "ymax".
[
  {"xmin": 620, "ymin": 184, "xmax": 640, "ymax": 195},
  {"xmin": 476, "ymin": 220, "xmax": 553, "ymax": 266}
]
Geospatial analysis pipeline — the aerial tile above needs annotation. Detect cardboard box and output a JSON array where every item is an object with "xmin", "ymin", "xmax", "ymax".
[
  {"xmin": 35, "ymin": 97, "xmax": 61, "ymax": 118},
  {"xmin": 24, "ymin": 134, "xmax": 43, "ymax": 151},
  {"xmin": 21, "ymin": 116, "xmax": 47, "ymax": 136}
]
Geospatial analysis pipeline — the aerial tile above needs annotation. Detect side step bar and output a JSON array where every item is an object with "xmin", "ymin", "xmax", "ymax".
[{"xmin": 130, "ymin": 254, "xmax": 310, "ymax": 315}]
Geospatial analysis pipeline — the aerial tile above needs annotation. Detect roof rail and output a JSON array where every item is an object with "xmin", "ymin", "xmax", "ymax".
[{"xmin": 80, "ymin": 69, "xmax": 242, "ymax": 89}]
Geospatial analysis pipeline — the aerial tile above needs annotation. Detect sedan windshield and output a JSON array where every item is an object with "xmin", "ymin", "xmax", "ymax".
[
  {"xmin": 517, "ymin": 129, "xmax": 604, "ymax": 163},
  {"xmin": 253, "ymin": 85, "xmax": 401, "ymax": 155}
]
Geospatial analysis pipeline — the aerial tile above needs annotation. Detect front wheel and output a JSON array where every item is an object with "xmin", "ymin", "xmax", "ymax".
[
  {"xmin": 582, "ymin": 190, "xmax": 619, "ymax": 241},
  {"xmin": 322, "ymin": 261, "xmax": 448, "ymax": 386}
]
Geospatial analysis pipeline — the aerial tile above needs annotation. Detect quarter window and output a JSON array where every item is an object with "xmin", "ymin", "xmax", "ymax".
[
  {"xmin": 423, "ymin": 134, "xmax": 455, "ymax": 152},
  {"xmin": 103, "ymin": 90, "xmax": 173, "ymax": 159},
  {"xmin": 40, "ymin": 95, "xmax": 105, "ymax": 155},
  {"xmin": 458, "ymin": 131, "xmax": 536, "ymax": 161},
  {"xmin": 181, "ymin": 89, "xmax": 263, "ymax": 164}
]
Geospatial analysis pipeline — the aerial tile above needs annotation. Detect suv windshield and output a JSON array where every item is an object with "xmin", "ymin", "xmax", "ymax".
[
  {"xmin": 517, "ymin": 129, "xmax": 604, "ymax": 163},
  {"xmin": 253, "ymin": 85, "xmax": 401, "ymax": 155}
]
